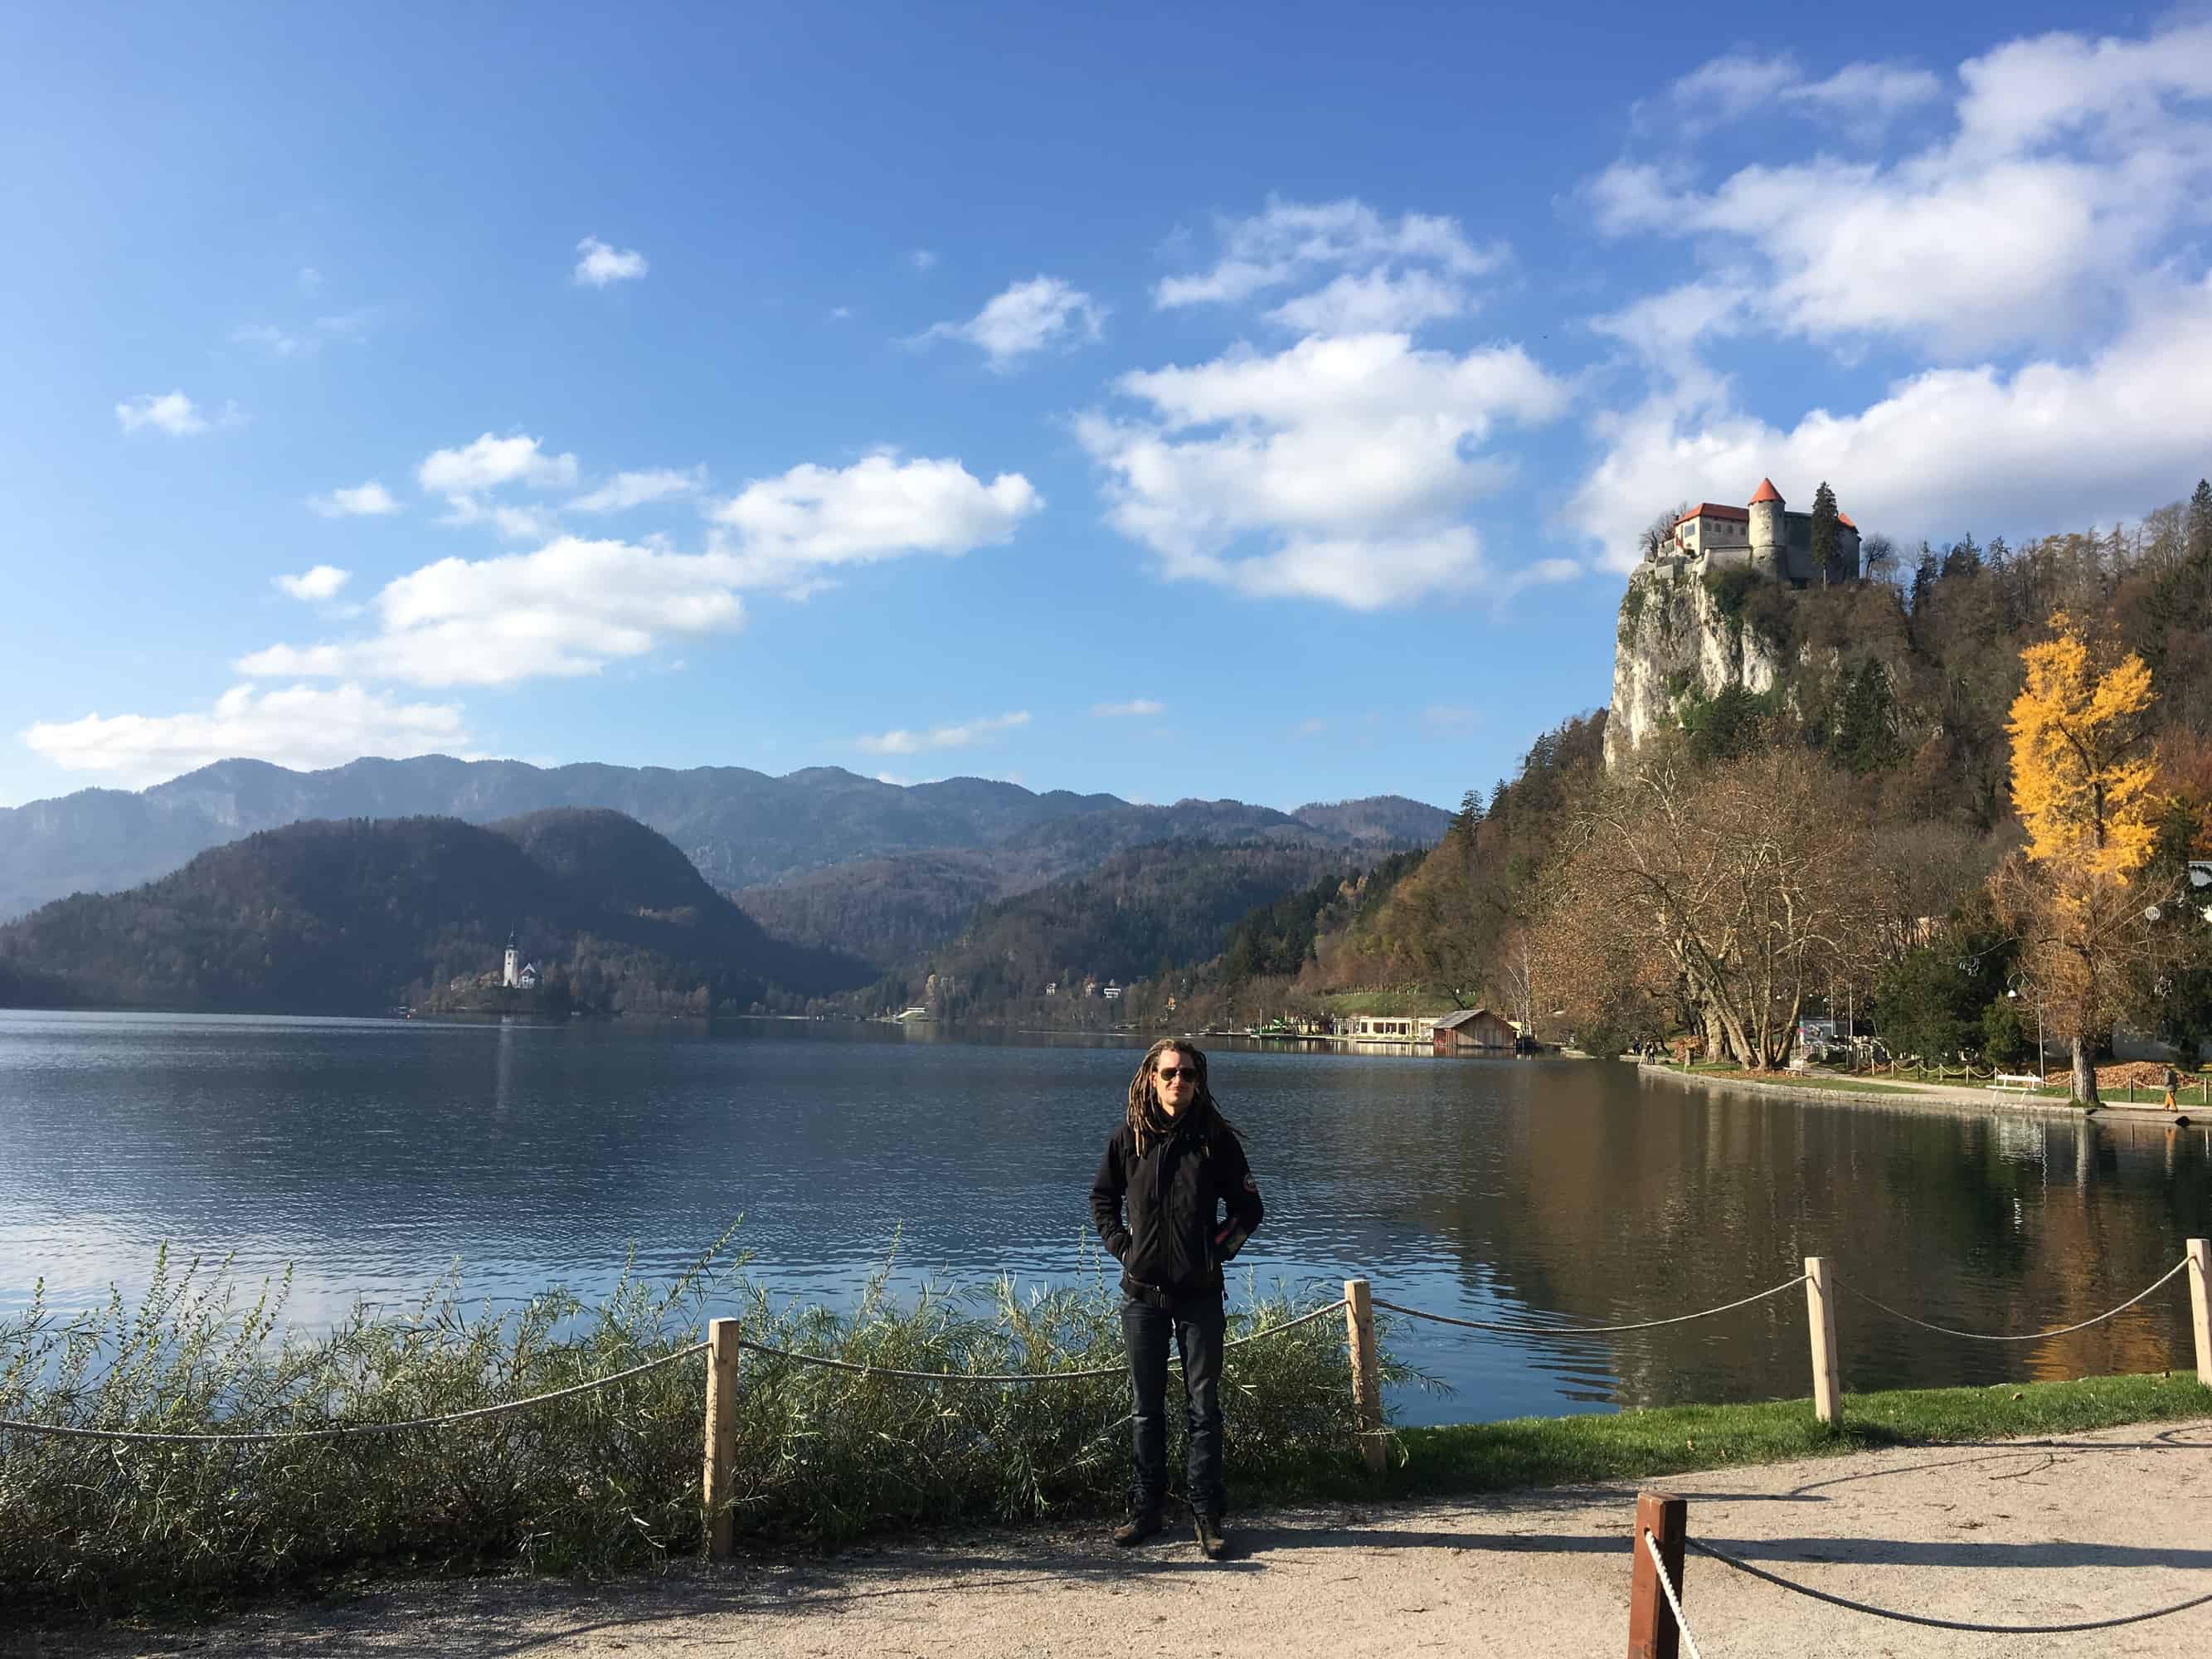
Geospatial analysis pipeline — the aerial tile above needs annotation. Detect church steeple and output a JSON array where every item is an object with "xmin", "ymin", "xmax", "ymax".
[{"xmin": 503, "ymin": 930, "xmax": 520, "ymax": 988}]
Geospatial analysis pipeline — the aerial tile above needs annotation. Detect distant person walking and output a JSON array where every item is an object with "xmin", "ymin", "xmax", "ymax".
[
  {"xmin": 1090, "ymin": 1039, "xmax": 1264, "ymax": 1560},
  {"xmin": 2165, "ymin": 1063, "xmax": 2180, "ymax": 1111}
]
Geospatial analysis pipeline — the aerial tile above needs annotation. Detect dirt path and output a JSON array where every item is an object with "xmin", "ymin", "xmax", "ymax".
[{"xmin": 18, "ymin": 1417, "xmax": 2212, "ymax": 1658}]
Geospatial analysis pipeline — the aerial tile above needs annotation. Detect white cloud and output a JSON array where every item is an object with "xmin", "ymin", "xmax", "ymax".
[
  {"xmin": 855, "ymin": 712, "xmax": 1029, "ymax": 756},
  {"xmin": 232, "ymin": 323, "xmax": 308, "ymax": 358},
  {"xmin": 1786, "ymin": 61, "xmax": 1945, "ymax": 129},
  {"xmin": 566, "ymin": 467, "xmax": 706, "ymax": 513},
  {"xmin": 418, "ymin": 433, "xmax": 579, "ymax": 497},
  {"xmin": 1570, "ymin": 275, "xmax": 2212, "ymax": 567},
  {"xmin": 1646, "ymin": 50, "xmax": 1941, "ymax": 140},
  {"xmin": 1078, "ymin": 332, "xmax": 1568, "ymax": 608},
  {"xmin": 115, "ymin": 392, "xmax": 230, "ymax": 436},
  {"xmin": 916, "ymin": 275, "xmax": 1105, "ymax": 369},
  {"xmin": 829, "ymin": 305, "xmax": 853, "ymax": 320},
  {"xmin": 711, "ymin": 452, "xmax": 1041, "ymax": 589},
  {"xmin": 574, "ymin": 236, "xmax": 649, "ymax": 287},
  {"xmin": 231, "ymin": 310, "xmax": 375, "ymax": 360},
  {"xmin": 1154, "ymin": 197, "xmax": 1503, "ymax": 310},
  {"xmin": 236, "ymin": 536, "xmax": 749, "ymax": 688},
  {"xmin": 1591, "ymin": 22, "xmax": 2212, "ymax": 353},
  {"xmin": 274, "ymin": 565, "xmax": 351, "ymax": 601},
  {"xmin": 308, "ymin": 480, "xmax": 401, "ymax": 518},
  {"xmin": 1091, "ymin": 698, "xmax": 1165, "ymax": 717},
  {"xmin": 24, "ymin": 684, "xmax": 469, "ymax": 787},
  {"xmin": 1266, "ymin": 268, "xmax": 1470, "ymax": 335},
  {"xmin": 907, "ymin": 249, "xmax": 940, "ymax": 271}
]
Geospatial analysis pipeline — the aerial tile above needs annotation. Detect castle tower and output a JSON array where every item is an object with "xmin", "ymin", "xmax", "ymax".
[
  {"xmin": 503, "ymin": 930, "xmax": 519, "ymax": 988},
  {"xmin": 1748, "ymin": 478, "xmax": 1785, "ymax": 577}
]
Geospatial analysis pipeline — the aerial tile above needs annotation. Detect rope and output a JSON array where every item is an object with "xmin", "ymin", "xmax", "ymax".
[
  {"xmin": 1644, "ymin": 1530, "xmax": 1704, "ymax": 1659},
  {"xmin": 736, "ymin": 1297, "xmax": 1350, "ymax": 1384},
  {"xmin": 1685, "ymin": 1535, "xmax": 2212, "ymax": 1634},
  {"xmin": 0, "ymin": 1342, "xmax": 707, "ymax": 1444},
  {"xmin": 1840, "ymin": 1257, "xmax": 2189, "ymax": 1342},
  {"xmin": 1372, "ymin": 1272, "xmax": 1809, "ymax": 1337}
]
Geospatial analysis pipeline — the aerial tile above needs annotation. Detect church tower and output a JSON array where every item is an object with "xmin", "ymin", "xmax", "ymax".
[
  {"xmin": 1748, "ymin": 478, "xmax": 1785, "ymax": 577},
  {"xmin": 503, "ymin": 931, "xmax": 519, "ymax": 988}
]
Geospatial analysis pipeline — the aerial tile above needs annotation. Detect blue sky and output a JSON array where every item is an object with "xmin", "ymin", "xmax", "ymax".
[{"xmin": 5, "ymin": 3, "xmax": 2209, "ymax": 813}]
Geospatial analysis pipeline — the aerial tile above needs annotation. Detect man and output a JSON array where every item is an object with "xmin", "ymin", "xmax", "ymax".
[{"xmin": 1090, "ymin": 1039, "xmax": 1263, "ymax": 1560}]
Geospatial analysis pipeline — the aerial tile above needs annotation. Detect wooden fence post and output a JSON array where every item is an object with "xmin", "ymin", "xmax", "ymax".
[
  {"xmin": 1625, "ymin": 1491, "xmax": 1688, "ymax": 1659},
  {"xmin": 1344, "ymin": 1277, "xmax": 1384, "ymax": 1475},
  {"xmin": 2188, "ymin": 1239, "xmax": 2212, "ymax": 1389},
  {"xmin": 701, "ymin": 1317, "xmax": 740, "ymax": 1559},
  {"xmin": 1804, "ymin": 1256, "xmax": 1841, "ymax": 1427}
]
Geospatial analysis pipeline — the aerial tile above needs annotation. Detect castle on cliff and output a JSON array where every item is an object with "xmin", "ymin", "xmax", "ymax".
[{"xmin": 1649, "ymin": 478, "xmax": 1860, "ymax": 587}]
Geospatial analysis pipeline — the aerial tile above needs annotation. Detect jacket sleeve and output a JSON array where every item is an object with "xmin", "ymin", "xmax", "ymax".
[
  {"xmin": 1090, "ymin": 1131, "xmax": 1131, "ymax": 1259},
  {"xmin": 1212, "ymin": 1130, "xmax": 1264, "ymax": 1259}
]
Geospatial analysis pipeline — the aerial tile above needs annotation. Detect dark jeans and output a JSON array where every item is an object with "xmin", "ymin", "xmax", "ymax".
[{"xmin": 1121, "ymin": 1290, "xmax": 1226, "ymax": 1518}]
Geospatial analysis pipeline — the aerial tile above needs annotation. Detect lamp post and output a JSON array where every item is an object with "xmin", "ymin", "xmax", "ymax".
[{"xmin": 2008, "ymin": 982, "xmax": 2044, "ymax": 1077}]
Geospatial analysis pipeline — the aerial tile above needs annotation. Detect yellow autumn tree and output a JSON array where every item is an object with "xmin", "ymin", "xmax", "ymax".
[{"xmin": 1994, "ymin": 611, "xmax": 2161, "ymax": 1102}]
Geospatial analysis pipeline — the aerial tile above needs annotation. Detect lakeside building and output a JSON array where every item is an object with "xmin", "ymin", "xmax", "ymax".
[{"xmin": 1433, "ymin": 1008, "xmax": 1516, "ymax": 1053}]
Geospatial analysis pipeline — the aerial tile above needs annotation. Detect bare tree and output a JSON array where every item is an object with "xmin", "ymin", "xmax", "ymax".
[{"xmin": 1534, "ymin": 747, "xmax": 1872, "ymax": 1068}]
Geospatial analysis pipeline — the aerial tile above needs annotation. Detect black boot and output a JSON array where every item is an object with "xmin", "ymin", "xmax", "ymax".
[
  {"xmin": 1112, "ymin": 1509, "xmax": 1164, "ymax": 1547},
  {"xmin": 1194, "ymin": 1512, "xmax": 1228, "ymax": 1560}
]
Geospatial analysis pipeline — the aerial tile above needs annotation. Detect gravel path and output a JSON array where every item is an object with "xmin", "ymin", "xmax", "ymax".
[{"xmin": 15, "ymin": 1417, "xmax": 2212, "ymax": 1658}]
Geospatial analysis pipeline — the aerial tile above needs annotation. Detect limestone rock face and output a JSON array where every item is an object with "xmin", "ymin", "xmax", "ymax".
[{"xmin": 1604, "ymin": 560, "xmax": 1785, "ymax": 771}]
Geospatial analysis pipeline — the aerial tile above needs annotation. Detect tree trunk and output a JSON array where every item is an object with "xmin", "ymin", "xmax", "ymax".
[{"xmin": 2071, "ymin": 1034, "xmax": 2099, "ymax": 1104}]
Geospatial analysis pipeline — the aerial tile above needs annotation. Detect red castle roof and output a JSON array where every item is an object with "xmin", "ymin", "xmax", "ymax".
[
  {"xmin": 1675, "ymin": 502, "xmax": 1750, "ymax": 526},
  {"xmin": 1748, "ymin": 477, "xmax": 1783, "ymax": 504},
  {"xmin": 1837, "ymin": 511, "xmax": 1857, "ymax": 529}
]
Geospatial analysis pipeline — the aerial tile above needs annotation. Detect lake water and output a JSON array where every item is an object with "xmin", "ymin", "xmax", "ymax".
[{"xmin": 3, "ymin": 1010, "xmax": 2207, "ymax": 1426}]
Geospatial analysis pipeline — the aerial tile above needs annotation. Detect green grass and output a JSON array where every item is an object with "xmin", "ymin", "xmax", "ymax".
[
  {"xmin": 1317, "ymin": 991, "xmax": 1456, "ymax": 1017},
  {"xmin": 1370, "ymin": 1371, "xmax": 2212, "ymax": 1499}
]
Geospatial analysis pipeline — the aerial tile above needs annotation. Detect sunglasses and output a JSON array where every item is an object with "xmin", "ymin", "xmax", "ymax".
[{"xmin": 1155, "ymin": 1066, "xmax": 1200, "ymax": 1082}]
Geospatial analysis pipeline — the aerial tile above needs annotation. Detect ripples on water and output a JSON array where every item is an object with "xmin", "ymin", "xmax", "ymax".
[{"xmin": 2, "ymin": 1011, "xmax": 2205, "ymax": 1425}]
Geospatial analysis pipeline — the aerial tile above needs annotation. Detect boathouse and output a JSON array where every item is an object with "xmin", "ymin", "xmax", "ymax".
[{"xmin": 1432, "ymin": 1008, "xmax": 1515, "ymax": 1053}]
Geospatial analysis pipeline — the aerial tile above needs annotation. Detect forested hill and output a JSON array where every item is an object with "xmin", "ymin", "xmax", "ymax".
[
  {"xmin": 859, "ymin": 841, "xmax": 1372, "ymax": 1021},
  {"xmin": 0, "ymin": 755, "xmax": 1442, "ymax": 922},
  {"xmin": 0, "ymin": 809, "xmax": 870, "ymax": 1016}
]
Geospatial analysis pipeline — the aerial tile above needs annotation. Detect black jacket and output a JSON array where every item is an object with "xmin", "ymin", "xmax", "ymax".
[{"xmin": 1091, "ymin": 1112, "xmax": 1264, "ymax": 1298}]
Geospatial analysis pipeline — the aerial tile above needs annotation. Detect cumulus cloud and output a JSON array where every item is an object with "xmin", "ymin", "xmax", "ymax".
[
  {"xmin": 916, "ymin": 275, "xmax": 1105, "ymax": 369},
  {"xmin": 1572, "ymin": 19, "xmax": 2212, "ymax": 565},
  {"xmin": 236, "ymin": 537, "xmax": 750, "ymax": 688},
  {"xmin": 308, "ymin": 480, "xmax": 401, "ymax": 518},
  {"xmin": 855, "ymin": 712, "xmax": 1029, "ymax": 755},
  {"xmin": 1078, "ymin": 332, "xmax": 1568, "ymax": 608},
  {"xmin": 1590, "ymin": 21, "xmax": 2212, "ymax": 353},
  {"xmin": 574, "ymin": 236, "xmax": 649, "ymax": 286},
  {"xmin": 24, "ymin": 684, "xmax": 469, "ymax": 787},
  {"xmin": 1091, "ymin": 698, "xmax": 1165, "ymax": 717},
  {"xmin": 1154, "ymin": 197, "xmax": 1503, "ymax": 313},
  {"xmin": 1570, "ymin": 276, "xmax": 2212, "ymax": 567},
  {"xmin": 711, "ymin": 452, "xmax": 1041, "ymax": 590},
  {"xmin": 115, "ymin": 392, "xmax": 231, "ymax": 435},
  {"xmin": 274, "ymin": 565, "xmax": 351, "ymax": 601},
  {"xmin": 566, "ymin": 467, "xmax": 707, "ymax": 513},
  {"xmin": 419, "ymin": 433, "xmax": 579, "ymax": 497},
  {"xmin": 1266, "ymin": 268, "xmax": 1470, "ymax": 334}
]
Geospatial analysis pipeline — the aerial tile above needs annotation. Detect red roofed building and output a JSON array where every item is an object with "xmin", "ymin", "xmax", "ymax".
[{"xmin": 1659, "ymin": 479, "xmax": 1860, "ymax": 585}]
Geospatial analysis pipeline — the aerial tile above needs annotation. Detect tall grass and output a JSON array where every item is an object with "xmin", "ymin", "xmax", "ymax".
[{"xmin": 0, "ymin": 1235, "xmax": 1384, "ymax": 1613}]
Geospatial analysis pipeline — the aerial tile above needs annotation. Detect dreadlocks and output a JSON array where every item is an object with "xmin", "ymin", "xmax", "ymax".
[{"xmin": 1125, "ymin": 1039, "xmax": 1239, "ymax": 1156}]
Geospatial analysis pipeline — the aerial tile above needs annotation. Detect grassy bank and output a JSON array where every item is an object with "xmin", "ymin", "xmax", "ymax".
[
  {"xmin": 4, "ymin": 1248, "xmax": 2207, "ymax": 1619},
  {"xmin": 1373, "ymin": 1371, "xmax": 2211, "ymax": 1499}
]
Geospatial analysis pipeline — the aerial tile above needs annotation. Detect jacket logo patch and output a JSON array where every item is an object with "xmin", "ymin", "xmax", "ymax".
[{"xmin": 1243, "ymin": 1175, "xmax": 1258, "ymax": 1193}]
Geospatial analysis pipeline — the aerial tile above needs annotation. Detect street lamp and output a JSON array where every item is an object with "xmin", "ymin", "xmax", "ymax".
[{"xmin": 2007, "ymin": 981, "xmax": 2044, "ymax": 1075}]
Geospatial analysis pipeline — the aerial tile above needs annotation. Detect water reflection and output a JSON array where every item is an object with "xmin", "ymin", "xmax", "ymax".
[{"xmin": 2, "ymin": 1011, "xmax": 2205, "ymax": 1426}]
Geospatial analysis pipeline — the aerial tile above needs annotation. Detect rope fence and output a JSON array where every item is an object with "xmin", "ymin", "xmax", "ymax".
[{"xmin": 5, "ymin": 1243, "xmax": 2210, "ymax": 1573}]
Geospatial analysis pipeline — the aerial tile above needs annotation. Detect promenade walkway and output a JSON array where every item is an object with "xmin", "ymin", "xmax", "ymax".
[{"xmin": 33, "ymin": 1416, "xmax": 2212, "ymax": 1658}]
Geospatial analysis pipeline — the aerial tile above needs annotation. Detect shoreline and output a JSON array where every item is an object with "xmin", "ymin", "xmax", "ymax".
[{"xmin": 1636, "ymin": 1058, "xmax": 2098, "ymax": 1121}]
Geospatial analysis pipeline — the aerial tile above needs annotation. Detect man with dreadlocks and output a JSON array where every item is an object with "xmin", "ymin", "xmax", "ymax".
[{"xmin": 1090, "ymin": 1039, "xmax": 1263, "ymax": 1560}]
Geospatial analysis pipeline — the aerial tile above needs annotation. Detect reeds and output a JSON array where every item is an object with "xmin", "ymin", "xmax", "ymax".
[{"xmin": 0, "ymin": 1235, "xmax": 1395, "ymax": 1613}]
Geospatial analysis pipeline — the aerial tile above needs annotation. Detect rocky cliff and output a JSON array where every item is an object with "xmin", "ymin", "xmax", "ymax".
[{"xmin": 1604, "ymin": 560, "xmax": 1787, "ymax": 771}]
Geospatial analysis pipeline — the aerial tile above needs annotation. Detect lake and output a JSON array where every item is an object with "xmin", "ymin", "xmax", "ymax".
[{"xmin": 3, "ymin": 1010, "xmax": 2206, "ymax": 1426}]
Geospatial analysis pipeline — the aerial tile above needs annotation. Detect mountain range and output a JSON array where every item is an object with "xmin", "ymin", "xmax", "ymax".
[{"xmin": 0, "ymin": 755, "xmax": 1447, "ymax": 924}]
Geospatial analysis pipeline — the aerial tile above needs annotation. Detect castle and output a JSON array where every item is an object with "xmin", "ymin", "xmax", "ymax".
[{"xmin": 1650, "ymin": 478, "xmax": 1860, "ymax": 587}]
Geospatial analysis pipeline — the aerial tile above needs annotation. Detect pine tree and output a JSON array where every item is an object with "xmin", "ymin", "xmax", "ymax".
[
  {"xmin": 1909, "ymin": 546, "xmax": 1938, "ymax": 616},
  {"xmin": 1809, "ymin": 481, "xmax": 1840, "ymax": 584},
  {"xmin": 2189, "ymin": 479, "xmax": 2212, "ymax": 567}
]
